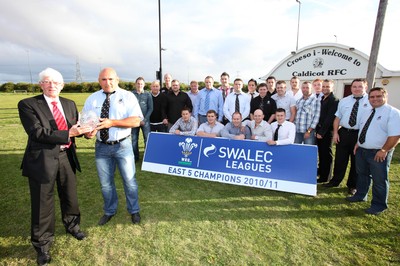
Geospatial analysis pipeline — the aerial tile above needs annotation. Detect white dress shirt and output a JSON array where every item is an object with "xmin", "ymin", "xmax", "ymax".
[
  {"xmin": 244, "ymin": 120, "xmax": 273, "ymax": 141},
  {"xmin": 223, "ymin": 92, "xmax": 251, "ymax": 122},
  {"xmin": 83, "ymin": 87, "xmax": 143, "ymax": 141},
  {"xmin": 270, "ymin": 120, "xmax": 296, "ymax": 145}
]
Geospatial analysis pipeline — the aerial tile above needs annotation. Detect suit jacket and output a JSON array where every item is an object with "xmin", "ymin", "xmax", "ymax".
[
  {"xmin": 316, "ymin": 92, "xmax": 339, "ymax": 137},
  {"xmin": 18, "ymin": 94, "xmax": 81, "ymax": 183}
]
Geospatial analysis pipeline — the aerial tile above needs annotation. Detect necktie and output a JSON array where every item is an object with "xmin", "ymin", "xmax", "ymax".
[
  {"xmin": 348, "ymin": 96, "xmax": 362, "ymax": 127},
  {"xmin": 205, "ymin": 90, "xmax": 210, "ymax": 111},
  {"xmin": 51, "ymin": 101, "xmax": 70, "ymax": 147},
  {"xmin": 274, "ymin": 124, "xmax": 281, "ymax": 141},
  {"xmin": 235, "ymin": 94, "xmax": 240, "ymax": 112},
  {"xmin": 358, "ymin": 108, "xmax": 375, "ymax": 144},
  {"xmin": 100, "ymin": 93, "xmax": 111, "ymax": 141},
  {"xmin": 250, "ymin": 93, "xmax": 254, "ymax": 99},
  {"xmin": 259, "ymin": 98, "xmax": 264, "ymax": 111}
]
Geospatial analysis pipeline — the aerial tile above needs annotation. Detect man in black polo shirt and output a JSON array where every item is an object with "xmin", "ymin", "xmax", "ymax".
[
  {"xmin": 166, "ymin": 79, "xmax": 193, "ymax": 129},
  {"xmin": 250, "ymin": 82, "xmax": 277, "ymax": 124}
]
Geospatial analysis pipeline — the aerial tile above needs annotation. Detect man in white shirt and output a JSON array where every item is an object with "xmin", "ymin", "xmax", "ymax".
[
  {"xmin": 286, "ymin": 76, "xmax": 303, "ymax": 101},
  {"xmin": 324, "ymin": 78, "xmax": 371, "ymax": 195},
  {"xmin": 223, "ymin": 78, "xmax": 251, "ymax": 122},
  {"xmin": 312, "ymin": 78, "xmax": 323, "ymax": 99},
  {"xmin": 247, "ymin": 79, "xmax": 259, "ymax": 99},
  {"xmin": 196, "ymin": 109, "xmax": 224, "ymax": 137},
  {"xmin": 83, "ymin": 68, "xmax": 143, "ymax": 226},
  {"xmin": 267, "ymin": 108, "xmax": 296, "ymax": 145},
  {"xmin": 271, "ymin": 80, "xmax": 296, "ymax": 122},
  {"xmin": 187, "ymin": 80, "xmax": 199, "ymax": 117},
  {"xmin": 346, "ymin": 87, "xmax": 400, "ymax": 215},
  {"xmin": 244, "ymin": 109, "xmax": 272, "ymax": 141}
]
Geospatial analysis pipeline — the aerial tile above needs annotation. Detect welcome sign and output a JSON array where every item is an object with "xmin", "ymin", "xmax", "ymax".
[
  {"xmin": 263, "ymin": 44, "xmax": 370, "ymax": 80},
  {"xmin": 142, "ymin": 133, "xmax": 317, "ymax": 196}
]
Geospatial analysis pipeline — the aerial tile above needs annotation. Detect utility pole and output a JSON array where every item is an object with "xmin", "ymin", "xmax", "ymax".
[
  {"xmin": 295, "ymin": 0, "xmax": 301, "ymax": 51},
  {"xmin": 26, "ymin": 49, "xmax": 33, "ymax": 84},
  {"xmin": 158, "ymin": 0, "xmax": 163, "ymax": 83},
  {"xmin": 366, "ymin": 0, "xmax": 388, "ymax": 90}
]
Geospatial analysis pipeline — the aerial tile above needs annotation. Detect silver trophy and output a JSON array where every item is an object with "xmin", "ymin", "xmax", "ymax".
[{"xmin": 79, "ymin": 110, "xmax": 99, "ymax": 130}]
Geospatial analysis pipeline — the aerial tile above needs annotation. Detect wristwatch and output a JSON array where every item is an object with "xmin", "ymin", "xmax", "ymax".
[
  {"xmin": 380, "ymin": 149, "xmax": 387, "ymax": 153},
  {"xmin": 307, "ymin": 129, "xmax": 312, "ymax": 134}
]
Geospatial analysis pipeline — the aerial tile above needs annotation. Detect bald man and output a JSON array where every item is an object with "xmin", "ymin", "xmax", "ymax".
[
  {"xmin": 83, "ymin": 68, "xmax": 143, "ymax": 226},
  {"xmin": 244, "ymin": 109, "xmax": 273, "ymax": 141}
]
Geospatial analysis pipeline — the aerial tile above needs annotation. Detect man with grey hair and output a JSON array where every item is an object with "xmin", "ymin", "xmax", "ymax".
[{"xmin": 18, "ymin": 68, "xmax": 92, "ymax": 265}]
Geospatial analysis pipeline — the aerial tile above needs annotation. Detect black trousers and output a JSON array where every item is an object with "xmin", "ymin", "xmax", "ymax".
[
  {"xmin": 317, "ymin": 131, "xmax": 333, "ymax": 182},
  {"xmin": 28, "ymin": 150, "xmax": 81, "ymax": 253},
  {"xmin": 150, "ymin": 123, "xmax": 168, "ymax": 132},
  {"xmin": 330, "ymin": 127, "xmax": 359, "ymax": 188}
]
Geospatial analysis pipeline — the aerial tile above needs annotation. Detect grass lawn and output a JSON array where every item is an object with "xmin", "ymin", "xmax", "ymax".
[{"xmin": 0, "ymin": 93, "xmax": 399, "ymax": 265}]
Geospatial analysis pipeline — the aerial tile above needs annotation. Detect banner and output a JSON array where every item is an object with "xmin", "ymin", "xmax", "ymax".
[{"xmin": 142, "ymin": 133, "xmax": 317, "ymax": 196}]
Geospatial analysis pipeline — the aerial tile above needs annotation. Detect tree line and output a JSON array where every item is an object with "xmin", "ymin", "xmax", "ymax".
[{"xmin": 0, "ymin": 80, "xmax": 242, "ymax": 93}]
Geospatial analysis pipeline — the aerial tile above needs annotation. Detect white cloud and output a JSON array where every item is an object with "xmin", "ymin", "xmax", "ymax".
[{"xmin": 0, "ymin": 0, "xmax": 398, "ymax": 84}]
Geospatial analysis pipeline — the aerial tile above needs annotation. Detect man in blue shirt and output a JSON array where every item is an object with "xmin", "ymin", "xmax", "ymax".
[
  {"xmin": 221, "ymin": 112, "xmax": 251, "ymax": 140},
  {"xmin": 194, "ymin": 76, "xmax": 224, "ymax": 124}
]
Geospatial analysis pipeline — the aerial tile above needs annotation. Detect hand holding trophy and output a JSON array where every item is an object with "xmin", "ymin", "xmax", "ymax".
[{"xmin": 79, "ymin": 110, "xmax": 99, "ymax": 131}]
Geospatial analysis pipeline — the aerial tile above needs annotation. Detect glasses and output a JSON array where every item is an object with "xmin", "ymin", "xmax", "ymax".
[{"xmin": 40, "ymin": 80, "xmax": 63, "ymax": 86}]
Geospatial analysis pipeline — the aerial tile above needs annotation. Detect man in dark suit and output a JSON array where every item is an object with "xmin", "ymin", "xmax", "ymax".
[
  {"xmin": 316, "ymin": 79, "xmax": 339, "ymax": 183},
  {"xmin": 18, "ymin": 68, "xmax": 92, "ymax": 265}
]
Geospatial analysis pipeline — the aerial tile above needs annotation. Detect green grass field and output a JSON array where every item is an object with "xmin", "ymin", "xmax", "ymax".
[{"xmin": 0, "ymin": 93, "xmax": 399, "ymax": 265}]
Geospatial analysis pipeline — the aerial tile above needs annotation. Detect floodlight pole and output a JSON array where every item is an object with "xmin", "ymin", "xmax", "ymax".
[
  {"xmin": 296, "ymin": 0, "xmax": 301, "ymax": 51},
  {"xmin": 158, "ymin": 0, "xmax": 163, "ymax": 83}
]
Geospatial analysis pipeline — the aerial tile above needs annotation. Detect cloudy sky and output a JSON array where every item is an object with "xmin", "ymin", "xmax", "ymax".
[{"xmin": 0, "ymin": 0, "xmax": 399, "ymax": 84}]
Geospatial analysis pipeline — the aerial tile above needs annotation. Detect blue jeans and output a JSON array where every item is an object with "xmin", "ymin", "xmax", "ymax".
[
  {"xmin": 131, "ymin": 121, "xmax": 150, "ymax": 160},
  {"xmin": 295, "ymin": 131, "xmax": 316, "ymax": 145},
  {"xmin": 354, "ymin": 147, "xmax": 393, "ymax": 212},
  {"xmin": 95, "ymin": 138, "xmax": 140, "ymax": 215}
]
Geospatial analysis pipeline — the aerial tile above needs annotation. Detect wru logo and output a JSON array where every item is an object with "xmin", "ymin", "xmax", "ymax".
[{"xmin": 179, "ymin": 138, "xmax": 198, "ymax": 158}]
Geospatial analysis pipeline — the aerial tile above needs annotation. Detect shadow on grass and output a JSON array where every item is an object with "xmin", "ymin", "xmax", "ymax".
[{"xmin": 0, "ymin": 244, "xmax": 32, "ymax": 262}]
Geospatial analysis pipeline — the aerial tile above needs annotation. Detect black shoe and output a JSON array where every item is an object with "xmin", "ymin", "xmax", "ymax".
[
  {"xmin": 365, "ymin": 208, "xmax": 385, "ymax": 215},
  {"xmin": 323, "ymin": 182, "xmax": 338, "ymax": 188},
  {"xmin": 131, "ymin": 212, "xmax": 141, "ymax": 224},
  {"xmin": 348, "ymin": 188, "xmax": 357, "ymax": 195},
  {"xmin": 37, "ymin": 251, "xmax": 51, "ymax": 266},
  {"xmin": 317, "ymin": 179, "xmax": 327, "ymax": 183},
  {"xmin": 67, "ymin": 230, "xmax": 86, "ymax": 240},
  {"xmin": 98, "ymin": 214, "xmax": 114, "ymax": 226}
]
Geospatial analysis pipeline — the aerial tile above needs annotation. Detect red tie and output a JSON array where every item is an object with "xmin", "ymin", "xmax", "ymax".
[{"xmin": 51, "ymin": 101, "xmax": 70, "ymax": 147}]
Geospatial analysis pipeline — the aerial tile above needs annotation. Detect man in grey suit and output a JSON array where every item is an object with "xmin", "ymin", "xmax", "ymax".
[{"xmin": 18, "ymin": 68, "xmax": 92, "ymax": 265}]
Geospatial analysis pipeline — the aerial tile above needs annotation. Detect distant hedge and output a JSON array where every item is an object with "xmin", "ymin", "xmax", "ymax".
[{"xmin": 0, "ymin": 81, "xmax": 248, "ymax": 93}]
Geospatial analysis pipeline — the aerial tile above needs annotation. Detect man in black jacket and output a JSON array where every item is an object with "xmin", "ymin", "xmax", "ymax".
[
  {"xmin": 18, "ymin": 68, "xmax": 91, "ymax": 265},
  {"xmin": 316, "ymin": 79, "xmax": 339, "ymax": 183}
]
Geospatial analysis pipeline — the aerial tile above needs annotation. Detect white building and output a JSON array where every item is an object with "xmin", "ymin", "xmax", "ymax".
[{"xmin": 260, "ymin": 43, "xmax": 400, "ymax": 109}]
